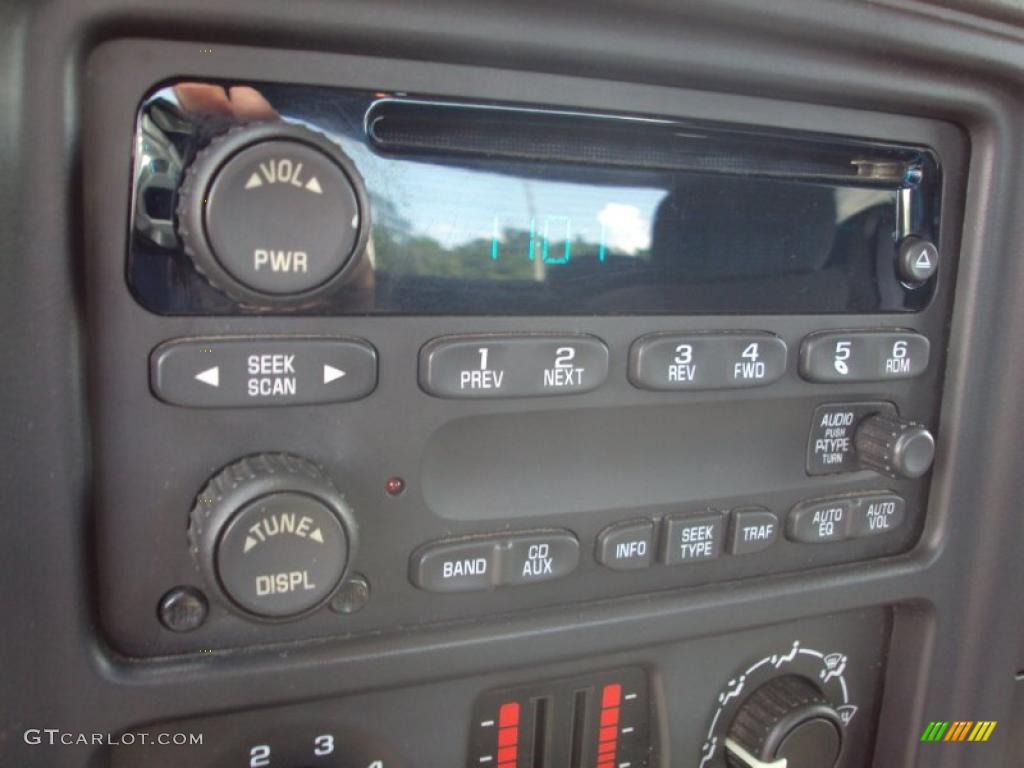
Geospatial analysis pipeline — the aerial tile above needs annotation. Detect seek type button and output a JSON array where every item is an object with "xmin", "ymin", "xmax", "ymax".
[
  {"xmin": 661, "ymin": 512, "xmax": 725, "ymax": 564},
  {"xmin": 787, "ymin": 498, "xmax": 853, "ymax": 544},
  {"xmin": 498, "ymin": 531, "xmax": 580, "ymax": 586},
  {"xmin": 150, "ymin": 336, "xmax": 377, "ymax": 407}
]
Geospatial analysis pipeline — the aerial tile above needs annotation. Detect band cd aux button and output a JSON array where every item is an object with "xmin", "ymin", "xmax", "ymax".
[
  {"xmin": 787, "ymin": 498, "xmax": 852, "ymax": 544},
  {"xmin": 849, "ymin": 493, "xmax": 906, "ymax": 537},
  {"xmin": 595, "ymin": 520, "xmax": 655, "ymax": 570},
  {"xmin": 728, "ymin": 508, "xmax": 779, "ymax": 555},
  {"xmin": 629, "ymin": 332, "xmax": 787, "ymax": 391},
  {"xmin": 419, "ymin": 334, "xmax": 609, "ymax": 398},
  {"xmin": 498, "ymin": 530, "xmax": 580, "ymax": 586},
  {"xmin": 800, "ymin": 330, "xmax": 930, "ymax": 383},
  {"xmin": 410, "ymin": 539, "xmax": 499, "ymax": 593},
  {"xmin": 661, "ymin": 511, "xmax": 725, "ymax": 564},
  {"xmin": 151, "ymin": 337, "xmax": 377, "ymax": 407}
]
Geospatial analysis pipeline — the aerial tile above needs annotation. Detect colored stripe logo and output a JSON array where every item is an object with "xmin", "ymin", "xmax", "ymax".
[{"xmin": 921, "ymin": 721, "xmax": 996, "ymax": 742}]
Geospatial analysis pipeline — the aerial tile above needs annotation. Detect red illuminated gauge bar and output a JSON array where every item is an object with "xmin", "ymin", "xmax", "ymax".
[
  {"xmin": 497, "ymin": 701, "xmax": 520, "ymax": 768},
  {"xmin": 597, "ymin": 683, "xmax": 621, "ymax": 768}
]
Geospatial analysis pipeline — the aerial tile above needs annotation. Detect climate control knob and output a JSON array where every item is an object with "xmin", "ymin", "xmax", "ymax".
[
  {"xmin": 855, "ymin": 413, "xmax": 935, "ymax": 479},
  {"xmin": 176, "ymin": 123, "xmax": 368, "ymax": 306},
  {"xmin": 725, "ymin": 675, "xmax": 843, "ymax": 768},
  {"xmin": 188, "ymin": 454, "xmax": 357, "ymax": 620}
]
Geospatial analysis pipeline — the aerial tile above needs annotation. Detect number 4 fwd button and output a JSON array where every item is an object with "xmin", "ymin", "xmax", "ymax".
[{"xmin": 629, "ymin": 332, "xmax": 786, "ymax": 390}]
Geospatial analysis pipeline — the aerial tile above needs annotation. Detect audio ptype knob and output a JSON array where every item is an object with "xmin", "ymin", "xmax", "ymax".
[
  {"xmin": 176, "ymin": 123, "xmax": 368, "ymax": 306},
  {"xmin": 188, "ymin": 454, "xmax": 357, "ymax": 620},
  {"xmin": 855, "ymin": 413, "xmax": 935, "ymax": 479},
  {"xmin": 725, "ymin": 675, "xmax": 843, "ymax": 768}
]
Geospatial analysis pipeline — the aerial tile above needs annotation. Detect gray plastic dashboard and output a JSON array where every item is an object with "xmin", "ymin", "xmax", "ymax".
[{"xmin": 3, "ymin": 1, "xmax": 1024, "ymax": 767}]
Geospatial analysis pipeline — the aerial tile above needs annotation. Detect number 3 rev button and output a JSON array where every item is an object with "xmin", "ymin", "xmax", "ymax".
[{"xmin": 629, "ymin": 332, "xmax": 787, "ymax": 390}]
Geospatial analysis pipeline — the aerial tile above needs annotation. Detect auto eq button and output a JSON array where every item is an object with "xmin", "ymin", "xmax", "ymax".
[
  {"xmin": 151, "ymin": 336, "xmax": 377, "ymax": 407},
  {"xmin": 787, "ymin": 498, "xmax": 852, "ymax": 544}
]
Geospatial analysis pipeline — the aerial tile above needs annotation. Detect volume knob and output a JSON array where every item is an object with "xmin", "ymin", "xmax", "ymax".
[
  {"xmin": 855, "ymin": 413, "xmax": 935, "ymax": 479},
  {"xmin": 188, "ymin": 454, "xmax": 357, "ymax": 620},
  {"xmin": 725, "ymin": 675, "xmax": 843, "ymax": 768},
  {"xmin": 176, "ymin": 123, "xmax": 368, "ymax": 306}
]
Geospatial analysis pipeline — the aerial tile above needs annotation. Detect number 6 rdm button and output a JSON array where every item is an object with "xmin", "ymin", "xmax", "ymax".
[
  {"xmin": 799, "ymin": 330, "xmax": 930, "ymax": 383},
  {"xmin": 418, "ymin": 334, "xmax": 609, "ymax": 398}
]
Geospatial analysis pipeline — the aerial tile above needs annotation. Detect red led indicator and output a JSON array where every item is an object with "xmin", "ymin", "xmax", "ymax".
[
  {"xmin": 596, "ymin": 683, "xmax": 622, "ymax": 768},
  {"xmin": 497, "ymin": 701, "xmax": 520, "ymax": 768}
]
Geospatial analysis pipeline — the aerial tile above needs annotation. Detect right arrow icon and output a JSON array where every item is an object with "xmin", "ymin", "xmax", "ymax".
[
  {"xmin": 195, "ymin": 366, "xmax": 220, "ymax": 388},
  {"xmin": 323, "ymin": 364, "xmax": 346, "ymax": 384}
]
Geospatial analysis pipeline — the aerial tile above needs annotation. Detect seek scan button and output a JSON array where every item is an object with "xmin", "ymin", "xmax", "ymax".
[{"xmin": 596, "ymin": 520, "xmax": 655, "ymax": 570}]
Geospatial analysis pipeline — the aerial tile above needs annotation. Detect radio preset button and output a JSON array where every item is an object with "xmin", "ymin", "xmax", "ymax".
[
  {"xmin": 806, "ymin": 401, "xmax": 897, "ymax": 475},
  {"xmin": 151, "ymin": 336, "xmax": 377, "ymax": 407},
  {"xmin": 498, "ymin": 531, "xmax": 580, "ymax": 586},
  {"xmin": 849, "ymin": 493, "xmax": 906, "ymax": 537},
  {"xmin": 595, "ymin": 520, "xmax": 655, "ymax": 570},
  {"xmin": 419, "ymin": 334, "xmax": 609, "ymax": 398},
  {"xmin": 629, "ymin": 333, "xmax": 787, "ymax": 391},
  {"xmin": 410, "ymin": 539, "xmax": 499, "ymax": 593},
  {"xmin": 799, "ymin": 330, "xmax": 930, "ymax": 383},
  {"xmin": 787, "ymin": 499, "xmax": 852, "ymax": 544},
  {"xmin": 661, "ymin": 511, "xmax": 725, "ymax": 564},
  {"xmin": 728, "ymin": 508, "xmax": 779, "ymax": 555}
]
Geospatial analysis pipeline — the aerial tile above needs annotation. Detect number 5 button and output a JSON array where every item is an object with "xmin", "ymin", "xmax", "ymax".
[
  {"xmin": 800, "ymin": 330, "xmax": 930, "ymax": 383},
  {"xmin": 629, "ymin": 332, "xmax": 787, "ymax": 390}
]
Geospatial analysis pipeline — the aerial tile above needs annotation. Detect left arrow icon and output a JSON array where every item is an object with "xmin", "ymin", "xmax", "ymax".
[{"xmin": 195, "ymin": 366, "xmax": 220, "ymax": 387}]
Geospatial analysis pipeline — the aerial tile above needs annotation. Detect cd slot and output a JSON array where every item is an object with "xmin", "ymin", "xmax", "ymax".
[{"xmin": 367, "ymin": 99, "xmax": 922, "ymax": 187}]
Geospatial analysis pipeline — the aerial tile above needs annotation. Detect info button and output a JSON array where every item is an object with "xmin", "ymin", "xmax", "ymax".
[{"xmin": 150, "ymin": 336, "xmax": 377, "ymax": 407}]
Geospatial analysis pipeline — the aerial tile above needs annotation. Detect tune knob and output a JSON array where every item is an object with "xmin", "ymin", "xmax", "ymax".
[
  {"xmin": 176, "ymin": 123, "xmax": 368, "ymax": 306},
  {"xmin": 855, "ymin": 413, "xmax": 935, "ymax": 479},
  {"xmin": 725, "ymin": 675, "xmax": 843, "ymax": 768},
  {"xmin": 188, "ymin": 454, "xmax": 357, "ymax": 620}
]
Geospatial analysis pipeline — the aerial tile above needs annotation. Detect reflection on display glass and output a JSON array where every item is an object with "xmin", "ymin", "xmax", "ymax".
[{"xmin": 129, "ymin": 82, "xmax": 940, "ymax": 314}]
